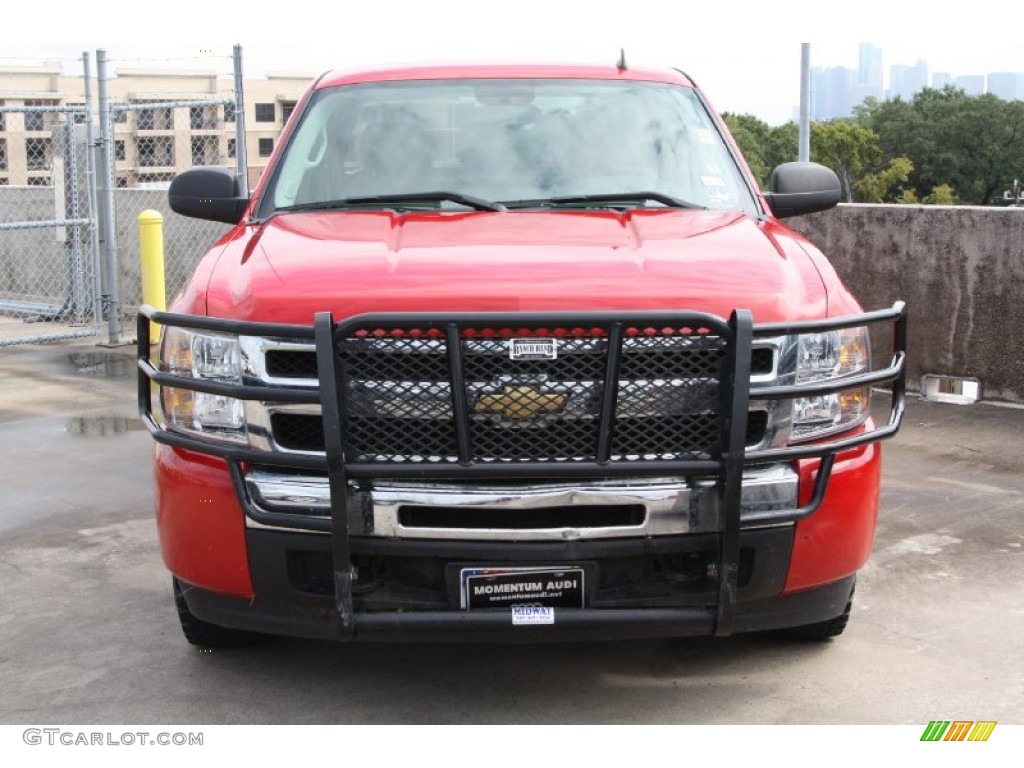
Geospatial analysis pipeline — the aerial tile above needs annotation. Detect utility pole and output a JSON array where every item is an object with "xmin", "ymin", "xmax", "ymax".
[{"xmin": 799, "ymin": 43, "xmax": 811, "ymax": 162}]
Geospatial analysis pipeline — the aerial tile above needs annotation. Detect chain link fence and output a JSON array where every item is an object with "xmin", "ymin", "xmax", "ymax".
[
  {"xmin": 104, "ymin": 97, "xmax": 238, "ymax": 341},
  {"xmin": 0, "ymin": 102, "xmax": 99, "ymax": 346},
  {"xmin": 0, "ymin": 48, "xmax": 246, "ymax": 347},
  {"xmin": 95, "ymin": 47, "xmax": 247, "ymax": 344}
]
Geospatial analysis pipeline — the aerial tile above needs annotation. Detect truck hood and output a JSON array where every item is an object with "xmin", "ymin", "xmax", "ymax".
[{"xmin": 201, "ymin": 209, "xmax": 828, "ymax": 324}]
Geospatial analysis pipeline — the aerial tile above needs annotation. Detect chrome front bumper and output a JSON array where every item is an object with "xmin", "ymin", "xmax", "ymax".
[{"xmin": 244, "ymin": 464, "xmax": 799, "ymax": 540}]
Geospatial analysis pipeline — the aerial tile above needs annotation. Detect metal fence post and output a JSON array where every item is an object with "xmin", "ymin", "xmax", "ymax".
[
  {"xmin": 96, "ymin": 49, "xmax": 121, "ymax": 345},
  {"xmin": 65, "ymin": 113, "xmax": 87, "ymax": 321},
  {"xmin": 82, "ymin": 51, "xmax": 103, "ymax": 330},
  {"xmin": 233, "ymin": 44, "xmax": 249, "ymax": 198}
]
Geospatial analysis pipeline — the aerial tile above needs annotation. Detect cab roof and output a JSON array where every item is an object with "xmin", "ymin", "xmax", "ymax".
[{"xmin": 315, "ymin": 63, "xmax": 696, "ymax": 89}]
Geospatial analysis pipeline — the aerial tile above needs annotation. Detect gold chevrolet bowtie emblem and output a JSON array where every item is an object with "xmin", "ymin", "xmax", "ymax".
[{"xmin": 474, "ymin": 386, "xmax": 568, "ymax": 421}]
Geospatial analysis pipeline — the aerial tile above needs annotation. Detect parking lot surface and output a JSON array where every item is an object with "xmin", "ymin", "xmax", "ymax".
[{"xmin": 0, "ymin": 340, "xmax": 1021, "ymax": 724}]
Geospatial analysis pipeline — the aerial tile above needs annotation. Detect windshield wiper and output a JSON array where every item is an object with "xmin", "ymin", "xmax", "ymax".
[
  {"xmin": 501, "ymin": 192, "xmax": 706, "ymax": 210},
  {"xmin": 277, "ymin": 191, "xmax": 506, "ymax": 214}
]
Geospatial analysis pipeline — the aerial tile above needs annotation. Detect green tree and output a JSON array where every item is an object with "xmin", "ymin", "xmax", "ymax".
[
  {"xmin": 809, "ymin": 121, "xmax": 882, "ymax": 202},
  {"xmin": 894, "ymin": 183, "xmax": 956, "ymax": 205},
  {"xmin": 861, "ymin": 87, "xmax": 1024, "ymax": 205},
  {"xmin": 765, "ymin": 122, "xmax": 799, "ymax": 173},
  {"xmin": 924, "ymin": 184, "xmax": 956, "ymax": 205},
  {"xmin": 723, "ymin": 88, "xmax": 1024, "ymax": 207},
  {"xmin": 895, "ymin": 188, "xmax": 920, "ymax": 204},
  {"xmin": 854, "ymin": 156, "xmax": 914, "ymax": 203},
  {"xmin": 720, "ymin": 115, "xmax": 800, "ymax": 189},
  {"xmin": 722, "ymin": 112, "xmax": 771, "ymax": 185},
  {"xmin": 852, "ymin": 96, "xmax": 882, "ymax": 122}
]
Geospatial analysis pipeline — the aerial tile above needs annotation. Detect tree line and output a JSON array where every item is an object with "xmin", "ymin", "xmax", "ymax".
[{"xmin": 723, "ymin": 86, "xmax": 1024, "ymax": 205}]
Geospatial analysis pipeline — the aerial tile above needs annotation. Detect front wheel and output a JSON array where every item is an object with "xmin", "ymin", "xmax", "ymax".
[
  {"xmin": 774, "ymin": 584, "xmax": 854, "ymax": 641},
  {"xmin": 173, "ymin": 578, "xmax": 265, "ymax": 649}
]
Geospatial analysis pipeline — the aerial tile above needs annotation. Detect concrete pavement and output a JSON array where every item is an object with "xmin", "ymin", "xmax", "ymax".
[{"xmin": 0, "ymin": 338, "xmax": 1021, "ymax": 724}]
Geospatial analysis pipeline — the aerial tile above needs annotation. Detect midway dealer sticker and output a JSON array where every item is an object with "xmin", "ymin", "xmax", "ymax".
[{"xmin": 512, "ymin": 605, "xmax": 555, "ymax": 625}]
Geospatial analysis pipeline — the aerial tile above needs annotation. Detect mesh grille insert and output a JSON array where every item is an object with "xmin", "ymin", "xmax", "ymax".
[
  {"xmin": 333, "ymin": 323, "xmax": 729, "ymax": 464},
  {"xmin": 266, "ymin": 319, "xmax": 772, "ymax": 464}
]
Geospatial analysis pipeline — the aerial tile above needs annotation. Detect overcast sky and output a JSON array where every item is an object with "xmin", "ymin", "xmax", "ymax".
[{"xmin": 4, "ymin": 0, "xmax": 1022, "ymax": 124}]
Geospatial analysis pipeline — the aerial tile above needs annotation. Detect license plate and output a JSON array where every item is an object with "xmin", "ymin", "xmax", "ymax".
[{"xmin": 460, "ymin": 566, "xmax": 585, "ymax": 609}]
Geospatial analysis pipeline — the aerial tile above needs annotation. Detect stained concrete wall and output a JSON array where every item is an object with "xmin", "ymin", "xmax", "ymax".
[{"xmin": 790, "ymin": 204, "xmax": 1024, "ymax": 403}]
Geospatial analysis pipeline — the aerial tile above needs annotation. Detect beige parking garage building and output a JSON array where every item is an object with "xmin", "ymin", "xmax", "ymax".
[{"xmin": 0, "ymin": 64, "xmax": 314, "ymax": 189}]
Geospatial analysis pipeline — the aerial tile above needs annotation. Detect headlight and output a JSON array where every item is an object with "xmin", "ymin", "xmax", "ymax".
[
  {"xmin": 790, "ymin": 326, "xmax": 870, "ymax": 442},
  {"xmin": 159, "ymin": 327, "xmax": 248, "ymax": 444}
]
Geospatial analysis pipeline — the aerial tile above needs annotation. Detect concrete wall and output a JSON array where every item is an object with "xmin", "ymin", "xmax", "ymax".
[
  {"xmin": 790, "ymin": 204, "xmax": 1024, "ymax": 403},
  {"xmin": 0, "ymin": 188, "xmax": 62, "ymax": 299}
]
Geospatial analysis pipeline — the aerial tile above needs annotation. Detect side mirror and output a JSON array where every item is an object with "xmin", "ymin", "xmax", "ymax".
[
  {"xmin": 168, "ymin": 167, "xmax": 249, "ymax": 224},
  {"xmin": 764, "ymin": 162, "xmax": 841, "ymax": 218}
]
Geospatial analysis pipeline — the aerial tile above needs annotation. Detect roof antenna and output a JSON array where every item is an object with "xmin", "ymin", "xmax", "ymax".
[{"xmin": 617, "ymin": 48, "xmax": 627, "ymax": 71}]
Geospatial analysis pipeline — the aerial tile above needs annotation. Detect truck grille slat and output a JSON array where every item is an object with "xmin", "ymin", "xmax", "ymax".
[
  {"xmin": 270, "ymin": 411, "xmax": 768, "ymax": 456},
  {"xmin": 265, "ymin": 344, "xmax": 777, "ymax": 381}
]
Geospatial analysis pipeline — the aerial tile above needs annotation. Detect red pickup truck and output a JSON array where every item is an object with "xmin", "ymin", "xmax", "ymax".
[{"xmin": 138, "ymin": 63, "xmax": 906, "ymax": 646}]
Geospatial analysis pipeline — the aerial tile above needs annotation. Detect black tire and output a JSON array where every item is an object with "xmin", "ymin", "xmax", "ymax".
[
  {"xmin": 773, "ymin": 585, "xmax": 854, "ymax": 642},
  {"xmin": 173, "ymin": 578, "xmax": 265, "ymax": 649}
]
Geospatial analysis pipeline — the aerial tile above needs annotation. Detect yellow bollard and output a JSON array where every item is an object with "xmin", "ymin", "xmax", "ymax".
[{"xmin": 138, "ymin": 210, "xmax": 166, "ymax": 342}]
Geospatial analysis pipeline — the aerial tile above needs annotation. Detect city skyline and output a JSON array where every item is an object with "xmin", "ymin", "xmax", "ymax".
[{"xmin": 807, "ymin": 43, "xmax": 1024, "ymax": 122}]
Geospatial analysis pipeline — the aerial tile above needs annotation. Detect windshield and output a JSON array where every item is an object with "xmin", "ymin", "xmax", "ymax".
[{"xmin": 263, "ymin": 78, "xmax": 758, "ymax": 215}]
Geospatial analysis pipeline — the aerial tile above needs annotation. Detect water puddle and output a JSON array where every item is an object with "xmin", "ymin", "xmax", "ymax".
[
  {"xmin": 66, "ymin": 416, "xmax": 145, "ymax": 436},
  {"xmin": 67, "ymin": 351, "xmax": 134, "ymax": 379}
]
